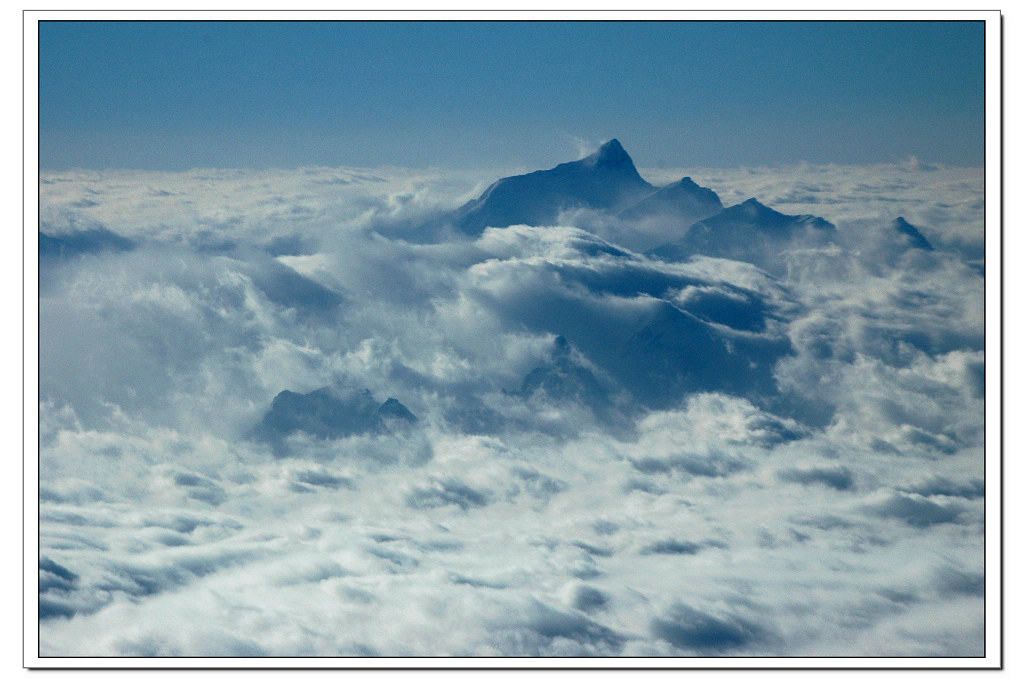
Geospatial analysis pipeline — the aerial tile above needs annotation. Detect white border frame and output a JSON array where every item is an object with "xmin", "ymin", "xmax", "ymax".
[{"xmin": 23, "ymin": 8, "xmax": 1003, "ymax": 670}]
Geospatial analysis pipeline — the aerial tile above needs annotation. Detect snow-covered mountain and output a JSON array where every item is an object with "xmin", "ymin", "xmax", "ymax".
[
  {"xmin": 449, "ymin": 141, "xmax": 834, "ymax": 273},
  {"xmin": 253, "ymin": 386, "xmax": 417, "ymax": 450},
  {"xmin": 891, "ymin": 216, "xmax": 934, "ymax": 251},
  {"xmin": 451, "ymin": 139, "xmax": 655, "ymax": 235},
  {"xmin": 618, "ymin": 175, "xmax": 723, "ymax": 224},
  {"xmin": 249, "ymin": 142, "xmax": 845, "ymax": 435},
  {"xmin": 236, "ymin": 142, "xmax": 960, "ymax": 442},
  {"xmin": 648, "ymin": 197, "xmax": 836, "ymax": 275},
  {"xmin": 450, "ymin": 140, "xmax": 725, "ymax": 240}
]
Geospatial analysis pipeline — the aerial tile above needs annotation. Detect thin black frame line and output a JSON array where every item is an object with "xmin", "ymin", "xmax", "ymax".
[
  {"xmin": 22, "ymin": 7, "xmax": 27, "ymax": 672},
  {"xmin": 30, "ymin": 16, "xmax": 997, "ymax": 21},
  {"xmin": 997, "ymin": 11, "xmax": 1005, "ymax": 672},
  {"xmin": 22, "ymin": 663, "xmax": 1007, "ymax": 667},
  {"xmin": 23, "ymin": 9, "xmax": 1005, "ymax": 13}
]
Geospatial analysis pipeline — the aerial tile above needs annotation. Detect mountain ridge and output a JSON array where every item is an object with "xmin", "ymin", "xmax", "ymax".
[{"xmin": 451, "ymin": 139, "xmax": 655, "ymax": 235}]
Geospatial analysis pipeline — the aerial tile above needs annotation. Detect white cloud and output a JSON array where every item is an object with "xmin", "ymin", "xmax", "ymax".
[{"xmin": 36, "ymin": 159, "xmax": 985, "ymax": 658}]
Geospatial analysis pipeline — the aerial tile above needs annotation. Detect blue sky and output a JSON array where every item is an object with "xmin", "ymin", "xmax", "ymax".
[{"xmin": 38, "ymin": 20, "xmax": 985, "ymax": 170}]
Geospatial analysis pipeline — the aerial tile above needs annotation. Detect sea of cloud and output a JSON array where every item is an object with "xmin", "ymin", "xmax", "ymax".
[{"xmin": 36, "ymin": 159, "xmax": 985, "ymax": 658}]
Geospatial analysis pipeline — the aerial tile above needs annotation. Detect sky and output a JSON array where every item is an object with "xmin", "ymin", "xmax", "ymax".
[{"xmin": 37, "ymin": 20, "xmax": 986, "ymax": 171}]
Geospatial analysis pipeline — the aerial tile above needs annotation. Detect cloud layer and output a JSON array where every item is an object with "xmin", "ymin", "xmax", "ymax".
[{"xmin": 37, "ymin": 158, "xmax": 985, "ymax": 658}]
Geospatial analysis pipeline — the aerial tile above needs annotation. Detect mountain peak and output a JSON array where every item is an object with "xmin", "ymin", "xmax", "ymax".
[
  {"xmin": 449, "ymin": 138, "xmax": 653, "ymax": 234},
  {"xmin": 728, "ymin": 198, "xmax": 780, "ymax": 223},
  {"xmin": 722, "ymin": 198, "xmax": 833, "ymax": 232},
  {"xmin": 891, "ymin": 216, "xmax": 934, "ymax": 251},
  {"xmin": 252, "ymin": 386, "xmax": 417, "ymax": 448},
  {"xmin": 378, "ymin": 397, "xmax": 419, "ymax": 424},
  {"xmin": 617, "ymin": 175, "xmax": 724, "ymax": 231},
  {"xmin": 584, "ymin": 139, "xmax": 634, "ymax": 170}
]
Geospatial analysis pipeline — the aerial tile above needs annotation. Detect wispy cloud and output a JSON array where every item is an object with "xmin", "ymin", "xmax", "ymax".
[{"xmin": 37, "ymin": 157, "xmax": 984, "ymax": 657}]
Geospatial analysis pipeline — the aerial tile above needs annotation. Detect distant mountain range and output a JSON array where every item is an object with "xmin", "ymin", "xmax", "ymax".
[
  {"xmin": 445, "ymin": 139, "xmax": 929, "ymax": 268},
  {"xmin": 646, "ymin": 197, "xmax": 837, "ymax": 274},
  {"xmin": 245, "ymin": 139, "xmax": 936, "ymax": 443},
  {"xmin": 451, "ymin": 139, "xmax": 657, "ymax": 234},
  {"xmin": 252, "ymin": 386, "xmax": 417, "ymax": 450},
  {"xmin": 449, "ymin": 139, "xmax": 728, "ymax": 237}
]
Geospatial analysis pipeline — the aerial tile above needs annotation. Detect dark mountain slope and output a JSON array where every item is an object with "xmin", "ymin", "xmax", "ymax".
[
  {"xmin": 452, "ymin": 139, "xmax": 655, "ymax": 235},
  {"xmin": 648, "ymin": 198, "xmax": 836, "ymax": 274}
]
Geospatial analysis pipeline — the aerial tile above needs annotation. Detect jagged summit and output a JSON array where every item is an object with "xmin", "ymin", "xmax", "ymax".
[
  {"xmin": 647, "ymin": 198, "xmax": 836, "ymax": 274},
  {"xmin": 517, "ymin": 335, "xmax": 613, "ymax": 414},
  {"xmin": 378, "ymin": 397, "xmax": 419, "ymax": 423},
  {"xmin": 450, "ymin": 139, "xmax": 654, "ymax": 235},
  {"xmin": 543, "ymin": 138, "xmax": 649, "ymax": 187},
  {"xmin": 583, "ymin": 139, "xmax": 634, "ymax": 169},
  {"xmin": 891, "ymin": 216, "xmax": 934, "ymax": 251},
  {"xmin": 719, "ymin": 198, "xmax": 835, "ymax": 232},
  {"xmin": 619, "ymin": 176, "xmax": 723, "ymax": 223},
  {"xmin": 732, "ymin": 198, "xmax": 784, "ymax": 222},
  {"xmin": 252, "ymin": 386, "xmax": 417, "ymax": 449},
  {"xmin": 443, "ymin": 141, "xmax": 838, "ymax": 276}
]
